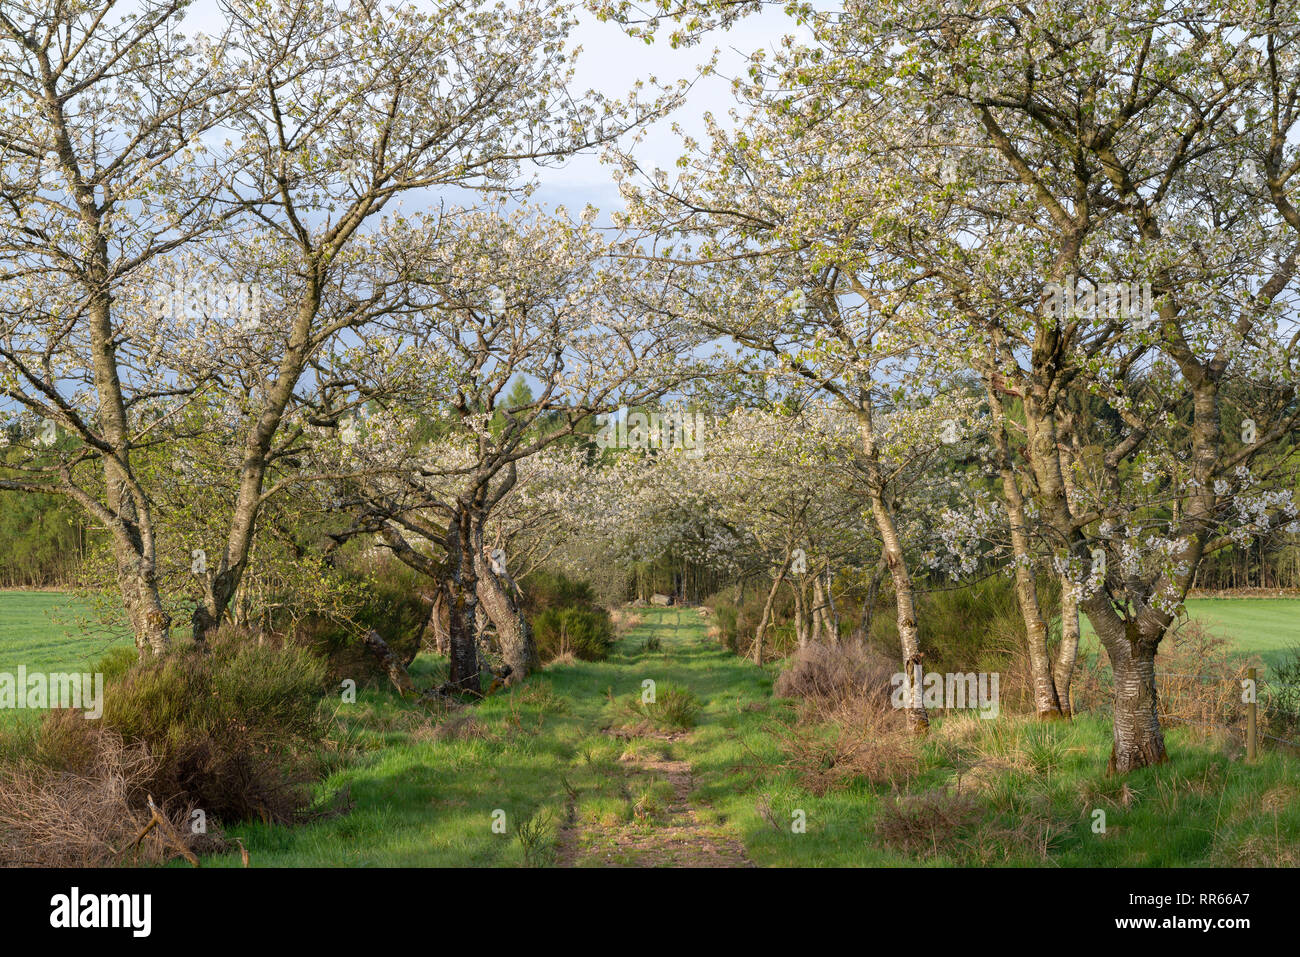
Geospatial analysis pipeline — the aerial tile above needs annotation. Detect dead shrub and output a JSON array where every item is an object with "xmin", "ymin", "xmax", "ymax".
[
  {"xmin": 773, "ymin": 639, "xmax": 896, "ymax": 714},
  {"xmin": 774, "ymin": 699, "xmax": 918, "ymax": 794},
  {"xmin": 768, "ymin": 641, "xmax": 918, "ymax": 793},
  {"xmin": 875, "ymin": 789, "xmax": 982, "ymax": 856},
  {"xmin": 0, "ymin": 725, "xmax": 225, "ymax": 867}
]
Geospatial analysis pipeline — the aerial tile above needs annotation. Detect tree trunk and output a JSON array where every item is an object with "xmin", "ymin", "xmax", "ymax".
[
  {"xmin": 856, "ymin": 404, "xmax": 928, "ymax": 734},
  {"xmin": 361, "ymin": 629, "xmax": 416, "ymax": 697},
  {"xmin": 867, "ymin": 489, "xmax": 928, "ymax": 733},
  {"xmin": 794, "ymin": 576, "xmax": 810, "ymax": 647},
  {"xmin": 810, "ymin": 574, "xmax": 824, "ymax": 646},
  {"xmin": 425, "ymin": 589, "xmax": 451, "ymax": 656},
  {"xmin": 1054, "ymin": 578, "xmax": 1080, "ymax": 717},
  {"xmin": 985, "ymin": 376, "xmax": 1062, "ymax": 717},
  {"xmin": 115, "ymin": 554, "xmax": 171, "ymax": 658},
  {"xmin": 820, "ymin": 568, "xmax": 840, "ymax": 643},
  {"xmin": 860, "ymin": 555, "xmax": 886, "ymax": 641},
  {"xmin": 1101, "ymin": 630, "xmax": 1167, "ymax": 773},
  {"xmin": 753, "ymin": 556, "xmax": 789, "ymax": 664},
  {"xmin": 189, "ymin": 282, "xmax": 324, "ymax": 643},
  {"xmin": 444, "ymin": 512, "xmax": 482, "ymax": 693},
  {"xmin": 472, "ymin": 528, "xmax": 537, "ymax": 679}
]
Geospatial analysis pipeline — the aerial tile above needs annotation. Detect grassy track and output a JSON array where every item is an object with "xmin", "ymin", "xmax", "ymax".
[
  {"xmin": 207, "ymin": 606, "xmax": 1299, "ymax": 867},
  {"xmin": 207, "ymin": 606, "xmax": 771, "ymax": 866},
  {"xmin": 1, "ymin": 593, "xmax": 1296, "ymax": 865}
]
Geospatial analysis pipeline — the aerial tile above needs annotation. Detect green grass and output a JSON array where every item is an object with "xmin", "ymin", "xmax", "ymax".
[
  {"xmin": 0, "ymin": 591, "xmax": 130, "ymax": 672},
  {"xmin": 200, "ymin": 606, "xmax": 1300, "ymax": 867},
  {"xmin": 1079, "ymin": 597, "xmax": 1300, "ymax": 670},
  {"xmin": 0, "ymin": 590, "xmax": 131, "ymax": 727},
  {"xmin": 2, "ymin": 593, "xmax": 1296, "ymax": 865},
  {"xmin": 200, "ymin": 607, "xmax": 773, "ymax": 866}
]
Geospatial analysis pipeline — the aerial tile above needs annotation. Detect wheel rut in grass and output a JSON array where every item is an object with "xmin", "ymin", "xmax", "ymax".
[
  {"xmin": 555, "ymin": 607, "xmax": 755, "ymax": 868},
  {"xmin": 556, "ymin": 744, "xmax": 754, "ymax": 868}
]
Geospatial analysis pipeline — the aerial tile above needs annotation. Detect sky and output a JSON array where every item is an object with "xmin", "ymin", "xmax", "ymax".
[{"xmin": 528, "ymin": 5, "xmax": 804, "ymax": 212}]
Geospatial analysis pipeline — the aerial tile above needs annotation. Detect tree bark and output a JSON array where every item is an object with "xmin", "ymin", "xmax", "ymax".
[
  {"xmin": 444, "ymin": 510, "xmax": 482, "ymax": 693},
  {"xmin": 471, "ymin": 525, "xmax": 537, "ymax": 679},
  {"xmin": 856, "ymin": 404, "xmax": 928, "ymax": 733},
  {"xmin": 985, "ymin": 377, "xmax": 1063, "ymax": 717},
  {"xmin": 1055, "ymin": 578, "xmax": 1080, "ymax": 716},
  {"xmin": 425, "ymin": 589, "xmax": 451, "ymax": 656},
  {"xmin": 361, "ymin": 629, "xmax": 417, "ymax": 697},
  {"xmin": 753, "ymin": 554, "xmax": 789, "ymax": 664},
  {"xmin": 794, "ymin": 575, "xmax": 810, "ymax": 648},
  {"xmin": 1100, "ymin": 622, "xmax": 1167, "ymax": 772}
]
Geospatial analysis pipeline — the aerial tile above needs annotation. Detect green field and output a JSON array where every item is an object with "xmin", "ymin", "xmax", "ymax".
[
  {"xmin": 1078, "ymin": 597, "xmax": 1300, "ymax": 671},
  {"xmin": 5, "ymin": 590, "xmax": 1295, "ymax": 680},
  {"xmin": 0, "ymin": 590, "xmax": 130, "ymax": 676}
]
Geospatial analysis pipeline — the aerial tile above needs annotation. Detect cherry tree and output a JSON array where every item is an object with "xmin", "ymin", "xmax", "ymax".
[
  {"xmin": 813, "ymin": 0, "xmax": 1300, "ymax": 769},
  {"xmin": 0, "ymin": 1, "xmax": 252, "ymax": 654},
  {"xmin": 310, "ymin": 205, "xmax": 708, "ymax": 690}
]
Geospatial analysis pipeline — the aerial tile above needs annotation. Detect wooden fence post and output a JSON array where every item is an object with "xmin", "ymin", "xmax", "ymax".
[{"xmin": 1247, "ymin": 666, "xmax": 1258, "ymax": 763}]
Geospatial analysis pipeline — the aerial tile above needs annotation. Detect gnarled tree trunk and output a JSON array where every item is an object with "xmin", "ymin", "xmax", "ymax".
[
  {"xmin": 1096, "ymin": 620, "xmax": 1167, "ymax": 772},
  {"xmin": 471, "ymin": 525, "xmax": 537, "ymax": 679}
]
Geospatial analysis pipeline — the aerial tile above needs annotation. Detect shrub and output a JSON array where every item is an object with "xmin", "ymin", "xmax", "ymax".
[
  {"xmin": 88, "ymin": 626, "xmax": 329, "ymax": 824},
  {"xmin": 868, "ymin": 576, "xmax": 1034, "ymax": 674},
  {"xmin": 615, "ymin": 685, "xmax": 701, "ymax": 733},
  {"xmin": 521, "ymin": 570, "xmax": 597, "ymax": 616},
  {"xmin": 290, "ymin": 563, "xmax": 430, "ymax": 684},
  {"xmin": 1265, "ymin": 645, "xmax": 1300, "ymax": 737},
  {"xmin": 533, "ymin": 606, "xmax": 614, "ymax": 662},
  {"xmin": 773, "ymin": 639, "xmax": 897, "ymax": 713},
  {"xmin": 713, "ymin": 602, "xmax": 739, "ymax": 652}
]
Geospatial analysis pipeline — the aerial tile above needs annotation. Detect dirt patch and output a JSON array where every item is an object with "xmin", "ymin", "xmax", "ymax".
[{"xmin": 557, "ymin": 752, "xmax": 753, "ymax": 868}]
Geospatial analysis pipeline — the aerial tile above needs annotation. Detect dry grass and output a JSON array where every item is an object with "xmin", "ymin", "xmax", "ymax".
[
  {"xmin": 874, "ymin": 789, "xmax": 982, "ymax": 856},
  {"xmin": 773, "ymin": 639, "xmax": 896, "ymax": 711},
  {"xmin": 419, "ymin": 714, "xmax": 494, "ymax": 743},
  {"xmin": 609, "ymin": 608, "xmax": 645, "ymax": 636},
  {"xmin": 0, "ymin": 729, "xmax": 224, "ymax": 867}
]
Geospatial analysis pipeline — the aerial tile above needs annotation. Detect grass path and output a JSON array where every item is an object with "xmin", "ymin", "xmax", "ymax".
[
  {"xmin": 151, "ymin": 602, "xmax": 1300, "ymax": 867},
  {"xmin": 207, "ymin": 604, "xmax": 773, "ymax": 866},
  {"xmin": 554, "ymin": 609, "xmax": 755, "ymax": 867}
]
